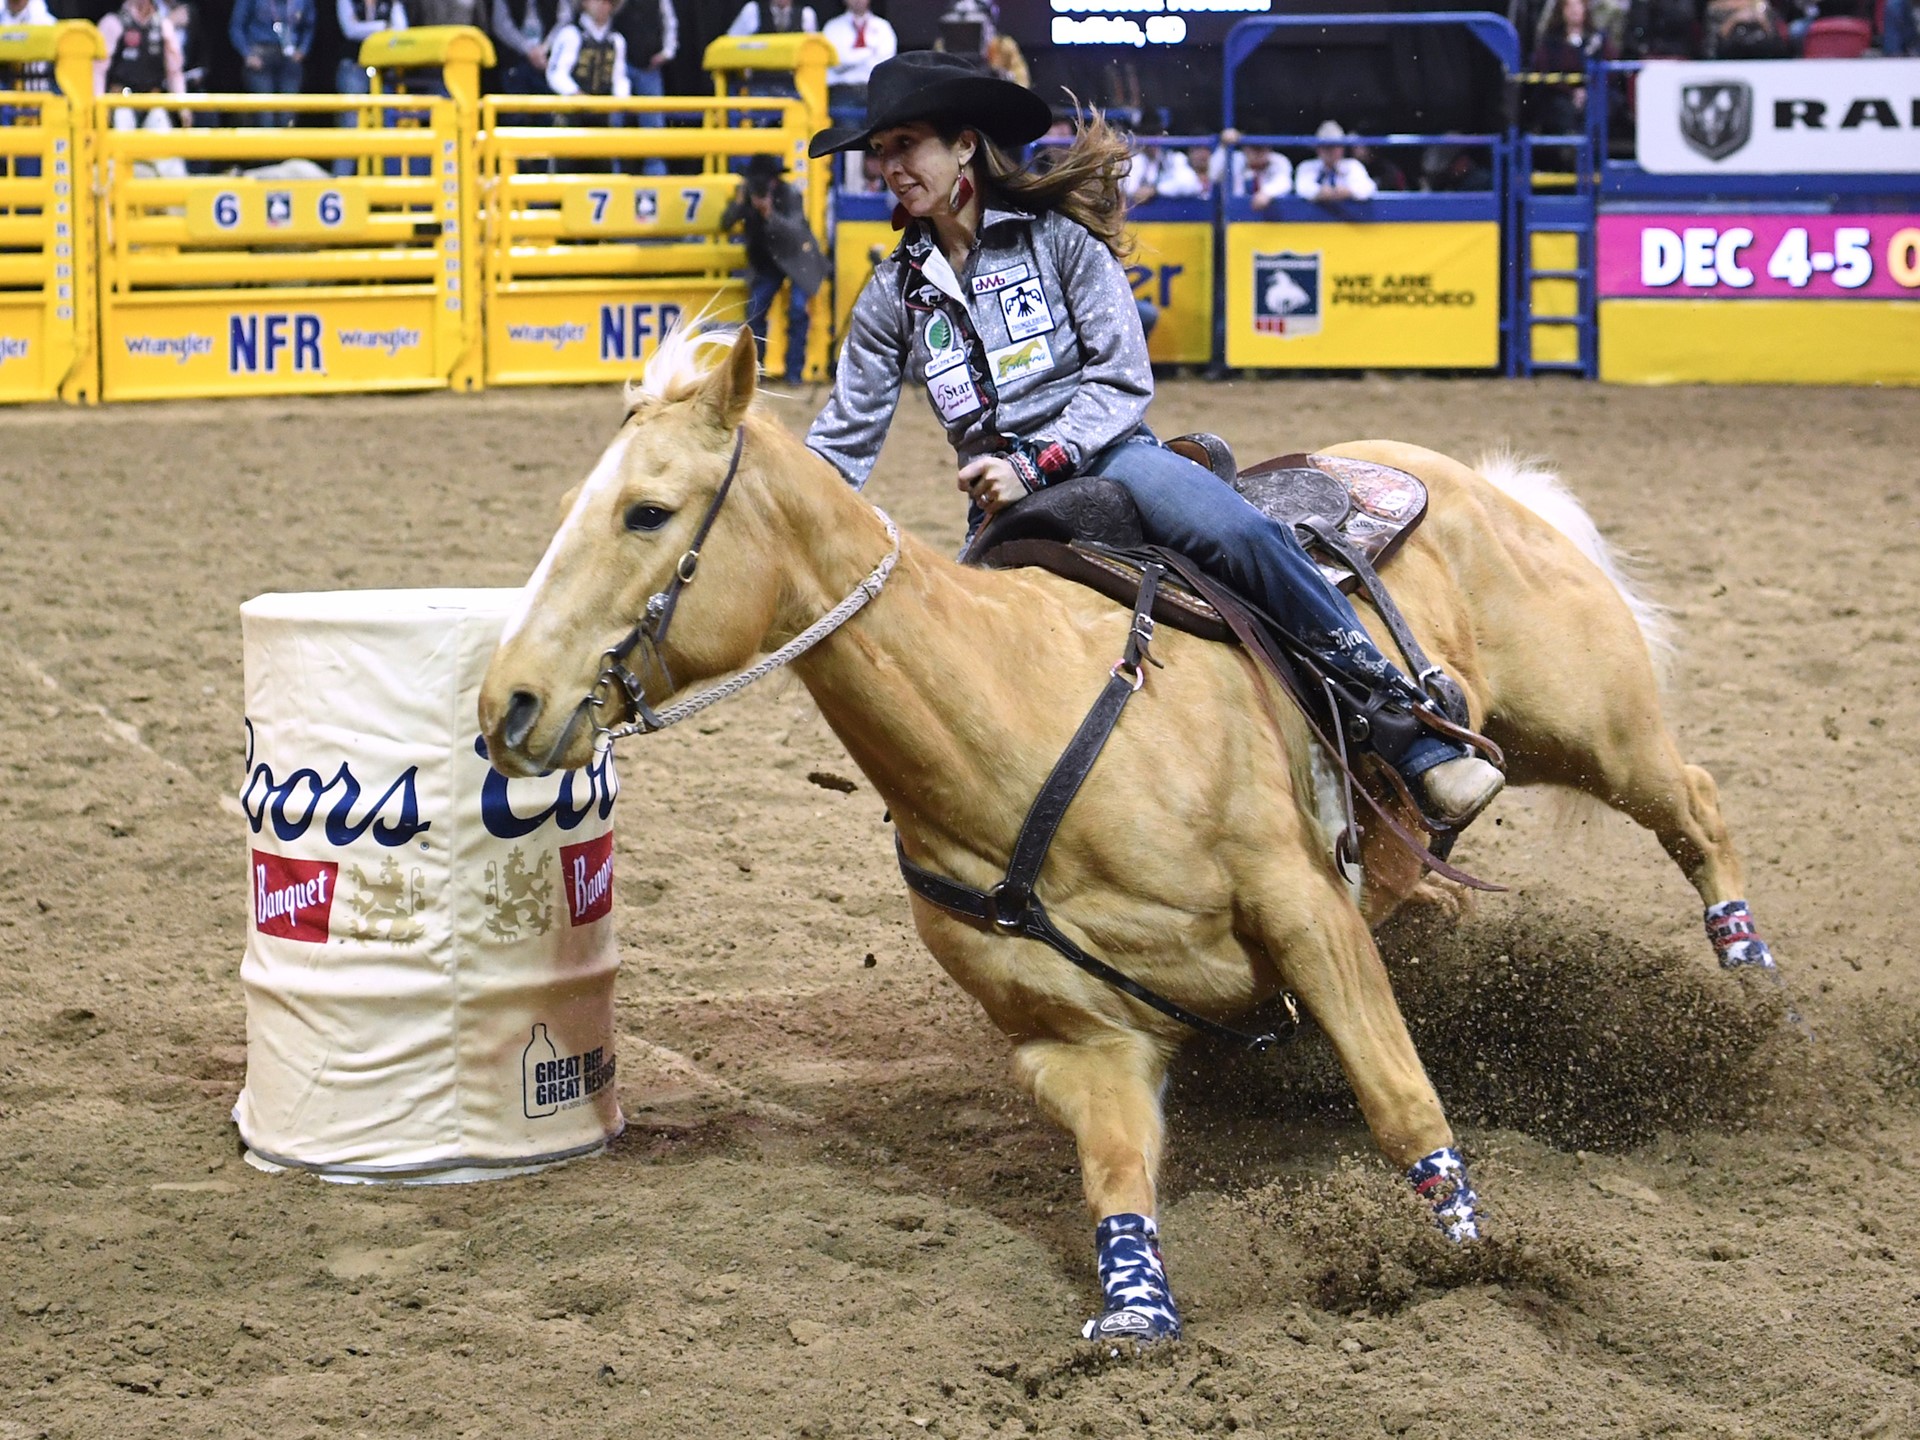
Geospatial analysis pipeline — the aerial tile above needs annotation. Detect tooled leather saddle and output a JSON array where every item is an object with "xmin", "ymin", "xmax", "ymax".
[
  {"xmin": 961, "ymin": 434, "xmax": 1459, "ymax": 722},
  {"xmin": 960, "ymin": 434, "xmax": 1502, "ymax": 877}
]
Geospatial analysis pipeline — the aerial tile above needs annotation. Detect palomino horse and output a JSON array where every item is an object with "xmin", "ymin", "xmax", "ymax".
[{"xmin": 479, "ymin": 324, "xmax": 1775, "ymax": 1342}]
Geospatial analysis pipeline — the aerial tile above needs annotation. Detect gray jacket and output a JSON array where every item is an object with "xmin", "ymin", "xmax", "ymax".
[{"xmin": 806, "ymin": 205, "xmax": 1152, "ymax": 490}]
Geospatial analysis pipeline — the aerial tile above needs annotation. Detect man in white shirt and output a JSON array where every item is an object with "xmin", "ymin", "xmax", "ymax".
[
  {"xmin": 822, "ymin": 0, "xmax": 894, "ymax": 98},
  {"xmin": 1295, "ymin": 119, "xmax": 1377, "ymax": 204},
  {"xmin": 1146, "ymin": 144, "xmax": 1211, "ymax": 200},
  {"xmin": 546, "ymin": 0, "xmax": 630, "ymax": 97},
  {"xmin": 1207, "ymin": 133, "xmax": 1292, "ymax": 211}
]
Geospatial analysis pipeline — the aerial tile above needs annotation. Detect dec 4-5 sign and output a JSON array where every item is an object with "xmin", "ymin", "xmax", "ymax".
[{"xmin": 1598, "ymin": 214, "xmax": 1920, "ymax": 300}]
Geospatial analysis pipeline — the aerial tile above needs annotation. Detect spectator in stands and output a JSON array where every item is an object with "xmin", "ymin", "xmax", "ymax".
[
  {"xmin": 170, "ymin": 0, "xmax": 207, "ymax": 89},
  {"xmin": 494, "ymin": 0, "xmax": 569, "ymax": 99},
  {"xmin": 334, "ymin": 0, "xmax": 406, "ymax": 178},
  {"xmin": 229, "ymin": 0, "xmax": 313, "ymax": 124},
  {"xmin": 727, "ymin": 0, "xmax": 817, "ymax": 34},
  {"xmin": 1622, "ymin": 0, "xmax": 1700, "ymax": 55},
  {"xmin": 1296, "ymin": 121, "xmax": 1375, "ymax": 205},
  {"xmin": 1420, "ymin": 138, "xmax": 1492, "ymax": 191},
  {"xmin": 1704, "ymin": 0, "xmax": 1791, "ymax": 52},
  {"xmin": 986, "ymin": 32, "xmax": 1028, "ymax": 88},
  {"xmin": 1140, "ymin": 144, "xmax": 1206, "ymax": 199},
  {"xmin": 547, "ymin": 0, "xmax": 628, "ymax": 104},
  {"xmin": 1210, "ymin": 130, "xmax": 1291, "ymax": 211},
  {"xmin": 824, "ymin": 0, "xmax": 894, "ymax": 111},
  {"xmin": 100, "ymin": 0, "xmax": 191, "ymax": 170},
  {"xmin": 611, "ymin": 0, "xmax": 676, "ymax": 176},
  {"xmin": 1351, "ymin": 141, "xmax": 1407, "ymax": 192},
  {"xmin": 723, "ymin": 153, "xmax": 827, "ymax": 387},
  {"xmin": 1530, "ymin": 0, "xmax": 1610, "ymax": 137}
]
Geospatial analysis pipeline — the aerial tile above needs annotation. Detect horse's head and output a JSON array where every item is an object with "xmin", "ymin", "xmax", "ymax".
[{"xmin": 480, "ymin": 324, "xmax": 782, "ymax": 777}]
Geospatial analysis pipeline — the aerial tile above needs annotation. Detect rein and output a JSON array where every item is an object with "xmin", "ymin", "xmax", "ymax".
[{"xmin": 585, "ymin": 425, "xmax": 903, "ymax": 747}]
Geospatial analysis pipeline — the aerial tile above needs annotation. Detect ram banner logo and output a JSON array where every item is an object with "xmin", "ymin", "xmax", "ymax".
[
  {"xmin": 1252, "ymin": 251, "xmax": 1321, "ymax": 337},
  {"xmin": 1681, "ymin": 82, "xmax": 1753, "ymax": 162}
]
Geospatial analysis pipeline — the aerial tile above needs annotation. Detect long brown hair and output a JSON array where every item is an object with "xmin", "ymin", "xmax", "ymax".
[{"xmin": 942, "ymin": 109, "xmax": 1135, "ymax": 261}]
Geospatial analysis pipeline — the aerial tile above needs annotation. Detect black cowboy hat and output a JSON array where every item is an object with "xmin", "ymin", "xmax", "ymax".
[{"xmin": 807, "ymin": 50, "xmax": 1052, "ymax": 159}]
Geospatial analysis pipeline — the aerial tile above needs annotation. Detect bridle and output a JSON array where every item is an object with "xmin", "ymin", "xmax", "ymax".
[{"xmin": 579, "ymin": 424, "xmax": 902, "ymax": 750}]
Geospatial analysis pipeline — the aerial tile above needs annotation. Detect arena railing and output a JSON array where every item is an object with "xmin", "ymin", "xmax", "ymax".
[
  {"xmin": 479, "ymin": 90, "xmax": 822, "ymax": 386},
  {"xmin": 0, "ymin": 20, "xmax": 100, "ymax": 403},
  {"xmin": 94, "ymin": 91, "xmax": 478, "ymax": 402}
]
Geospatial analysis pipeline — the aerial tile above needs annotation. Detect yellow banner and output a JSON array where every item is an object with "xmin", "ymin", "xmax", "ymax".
[
  {"xmin": 487, "ymin": 283, "xmax": 745, "ymax": 386},
  {"xmin": 1224, "ymin": 222, "xmax": 1500, "ymax": 369},
  {"xmin": 101, "ymin": 295, "xmax": 444, "ymax": 400},
  {"xmin": 0, "ymin": 298, "xmax": 50, "ymax": 404},
  {"xmin": 185, "ymin": 181, "xmax": 370, "ymax": 242},
  {"xmin": 1128, "ymin": 221, "xmax": 1213, "ymax": 366},
  {"xmin": 1600, "ymin": 299, "xmax": 1920, "ymax": 386}
]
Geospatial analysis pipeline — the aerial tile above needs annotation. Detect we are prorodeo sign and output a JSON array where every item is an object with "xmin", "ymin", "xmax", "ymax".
[{"xmin": 1635, "ymin": 58, "xmax": 1920, "ymax": 175}]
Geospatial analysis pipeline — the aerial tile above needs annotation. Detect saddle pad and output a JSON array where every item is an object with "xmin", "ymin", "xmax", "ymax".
[{"xmin": 1237, "ymin": 453, "xmax": 1430, "ymax": 592}]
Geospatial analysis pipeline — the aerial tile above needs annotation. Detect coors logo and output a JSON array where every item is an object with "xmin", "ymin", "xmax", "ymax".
[
  {"xmin": 561, "ymin": 833, "xmax": 614, "ymax": 926},
  {"xmin": 253, "ymin": 849, "xmax": 338, "ymax": 943}
]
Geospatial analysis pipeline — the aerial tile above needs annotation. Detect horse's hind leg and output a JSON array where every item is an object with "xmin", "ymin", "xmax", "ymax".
[
  {"xmin": 1013, "ymin": 1033, "xmax": 1184, "ymax": 1342},
  {"xmin": 1255, "ymin": 874, "xmax": 1482, "ymax": 1240},
  {"xmin": 1501, "ymin": 659, "xmax": 1775, "ymax": 968}
]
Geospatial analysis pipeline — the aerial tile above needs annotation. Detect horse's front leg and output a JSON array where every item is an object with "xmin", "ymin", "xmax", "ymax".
[{"xmin": 1013, "ymin": 1032, "xmax": 1182, "ymax": 1343}]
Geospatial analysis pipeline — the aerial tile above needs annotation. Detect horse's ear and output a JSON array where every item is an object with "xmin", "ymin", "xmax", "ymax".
[
  {"xmin": 554, "ymin": 482, "xmax": 582, "ymax": 526},
  {"xmin": 697, "ymin": 324, "xmax": 760, "ymax": 431}
]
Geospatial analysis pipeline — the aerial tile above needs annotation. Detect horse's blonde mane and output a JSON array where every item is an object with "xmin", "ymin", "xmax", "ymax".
[{"xmin": 623, "ymin": 308, "xmax": 743, "ymax": 408}]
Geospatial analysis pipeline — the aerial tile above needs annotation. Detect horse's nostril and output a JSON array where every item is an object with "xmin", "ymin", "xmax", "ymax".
[{"xmin": 502, "ymin": 690, "xmax": 543, "ymax": 752}]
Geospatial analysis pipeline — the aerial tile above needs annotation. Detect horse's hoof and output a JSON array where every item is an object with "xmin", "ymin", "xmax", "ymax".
[
  {"xmin": 1082, "ymin": 1307, "xmax": 1182, "ymax": 1344},
  {"xmin": 1408, "ymin": 1145, "xmax": 1481, "ymax": 1243},
  {"xmin": 1705, "ymin": 899, "xmax": 1774, "ymax": 970}
]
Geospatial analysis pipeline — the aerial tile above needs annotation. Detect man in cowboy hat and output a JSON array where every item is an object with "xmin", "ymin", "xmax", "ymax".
[{"xmin": 1295, "ymin": 119, "xmax": 1377, "ymax": 205}]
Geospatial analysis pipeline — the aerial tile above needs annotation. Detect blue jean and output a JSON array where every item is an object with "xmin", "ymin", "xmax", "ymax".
[
  {"xmin": 747, "ymin": 265, "xmax": 815, "ymax": 384},
  {"xmin": 1084, "ymin": 436, "xmax": 1460, "ymax": 777},
  {"xmin": 241, "ymin": 50, "xmax": 303, "ymax": 127},
  {"xmin": 622, "ymin": 63, "xmax": 668, "ymax": 175},
  {"xmin": 333, "ymin": 58, "xmax": 370, "ymax": 177}
]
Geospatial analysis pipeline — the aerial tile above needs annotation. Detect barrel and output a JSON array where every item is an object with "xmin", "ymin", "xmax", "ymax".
[{"xmin": 233, "ymin": 588, "xmax": 624, "ymax": 1182}]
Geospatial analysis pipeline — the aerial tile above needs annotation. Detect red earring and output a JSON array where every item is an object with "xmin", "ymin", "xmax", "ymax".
[
  {"xmin": 890, "ymin": 200, "xmax": 910, "ymax": 230},
  {"xmin": 949, "ymin": 175, "xmax": 974, "ymax": 212}
]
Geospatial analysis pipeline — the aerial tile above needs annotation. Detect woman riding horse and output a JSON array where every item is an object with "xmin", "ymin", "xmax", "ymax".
[{"xmin": 803, "ymin": 51, "xmax": 1506, "ymax": 833}]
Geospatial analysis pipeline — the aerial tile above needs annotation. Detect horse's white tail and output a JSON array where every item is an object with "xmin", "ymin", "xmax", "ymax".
[{"xmin": 1475, "ymin": 450, "xmax": 1676, "ymax": 683}]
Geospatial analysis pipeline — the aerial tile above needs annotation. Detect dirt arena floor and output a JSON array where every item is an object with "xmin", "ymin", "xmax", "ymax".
[{"xmin": 2, "ymin": 374, "xmax": 1917, "ymax": 1440}]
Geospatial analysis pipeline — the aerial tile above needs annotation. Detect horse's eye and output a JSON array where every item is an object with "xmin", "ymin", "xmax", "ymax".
[{"xmin": 624, "ymin": 503, "xmax": 672, "ymax": 532}]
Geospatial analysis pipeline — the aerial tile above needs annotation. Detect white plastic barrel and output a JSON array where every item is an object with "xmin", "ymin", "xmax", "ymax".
[{"xmin": 233, "ymin": 589, "xmax": 624, "ymax": 1182}]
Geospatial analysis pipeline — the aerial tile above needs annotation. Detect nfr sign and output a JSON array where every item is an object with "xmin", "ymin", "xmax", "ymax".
[{"xmin": 230, "ymin": 313, "xmax": 324, "ymax": 374}]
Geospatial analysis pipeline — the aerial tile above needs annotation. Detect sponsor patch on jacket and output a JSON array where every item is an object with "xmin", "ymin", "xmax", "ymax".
[
  {"xmin": 988, "ymin": 332, "xmax": 1054, "ymax": 385},
  {"xmin": 927, "ymin": 368, "xmax": 984, "ymax": 425},
  {"xmin": 923, "ymin": 312, "xmax": 967, "ymax": 375},
  {"xmin": 998, "ymin": 278, "xmax": 1056, "ymax": 341},
  {"xmin": 971, "ymin": 262, "xmax": 1031, "ymax": 296}
]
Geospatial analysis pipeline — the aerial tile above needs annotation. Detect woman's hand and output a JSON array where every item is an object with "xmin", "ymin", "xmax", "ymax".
[{"xmin": 958, "ymin": 456, "xmax": 1028, "ymax": 516}]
